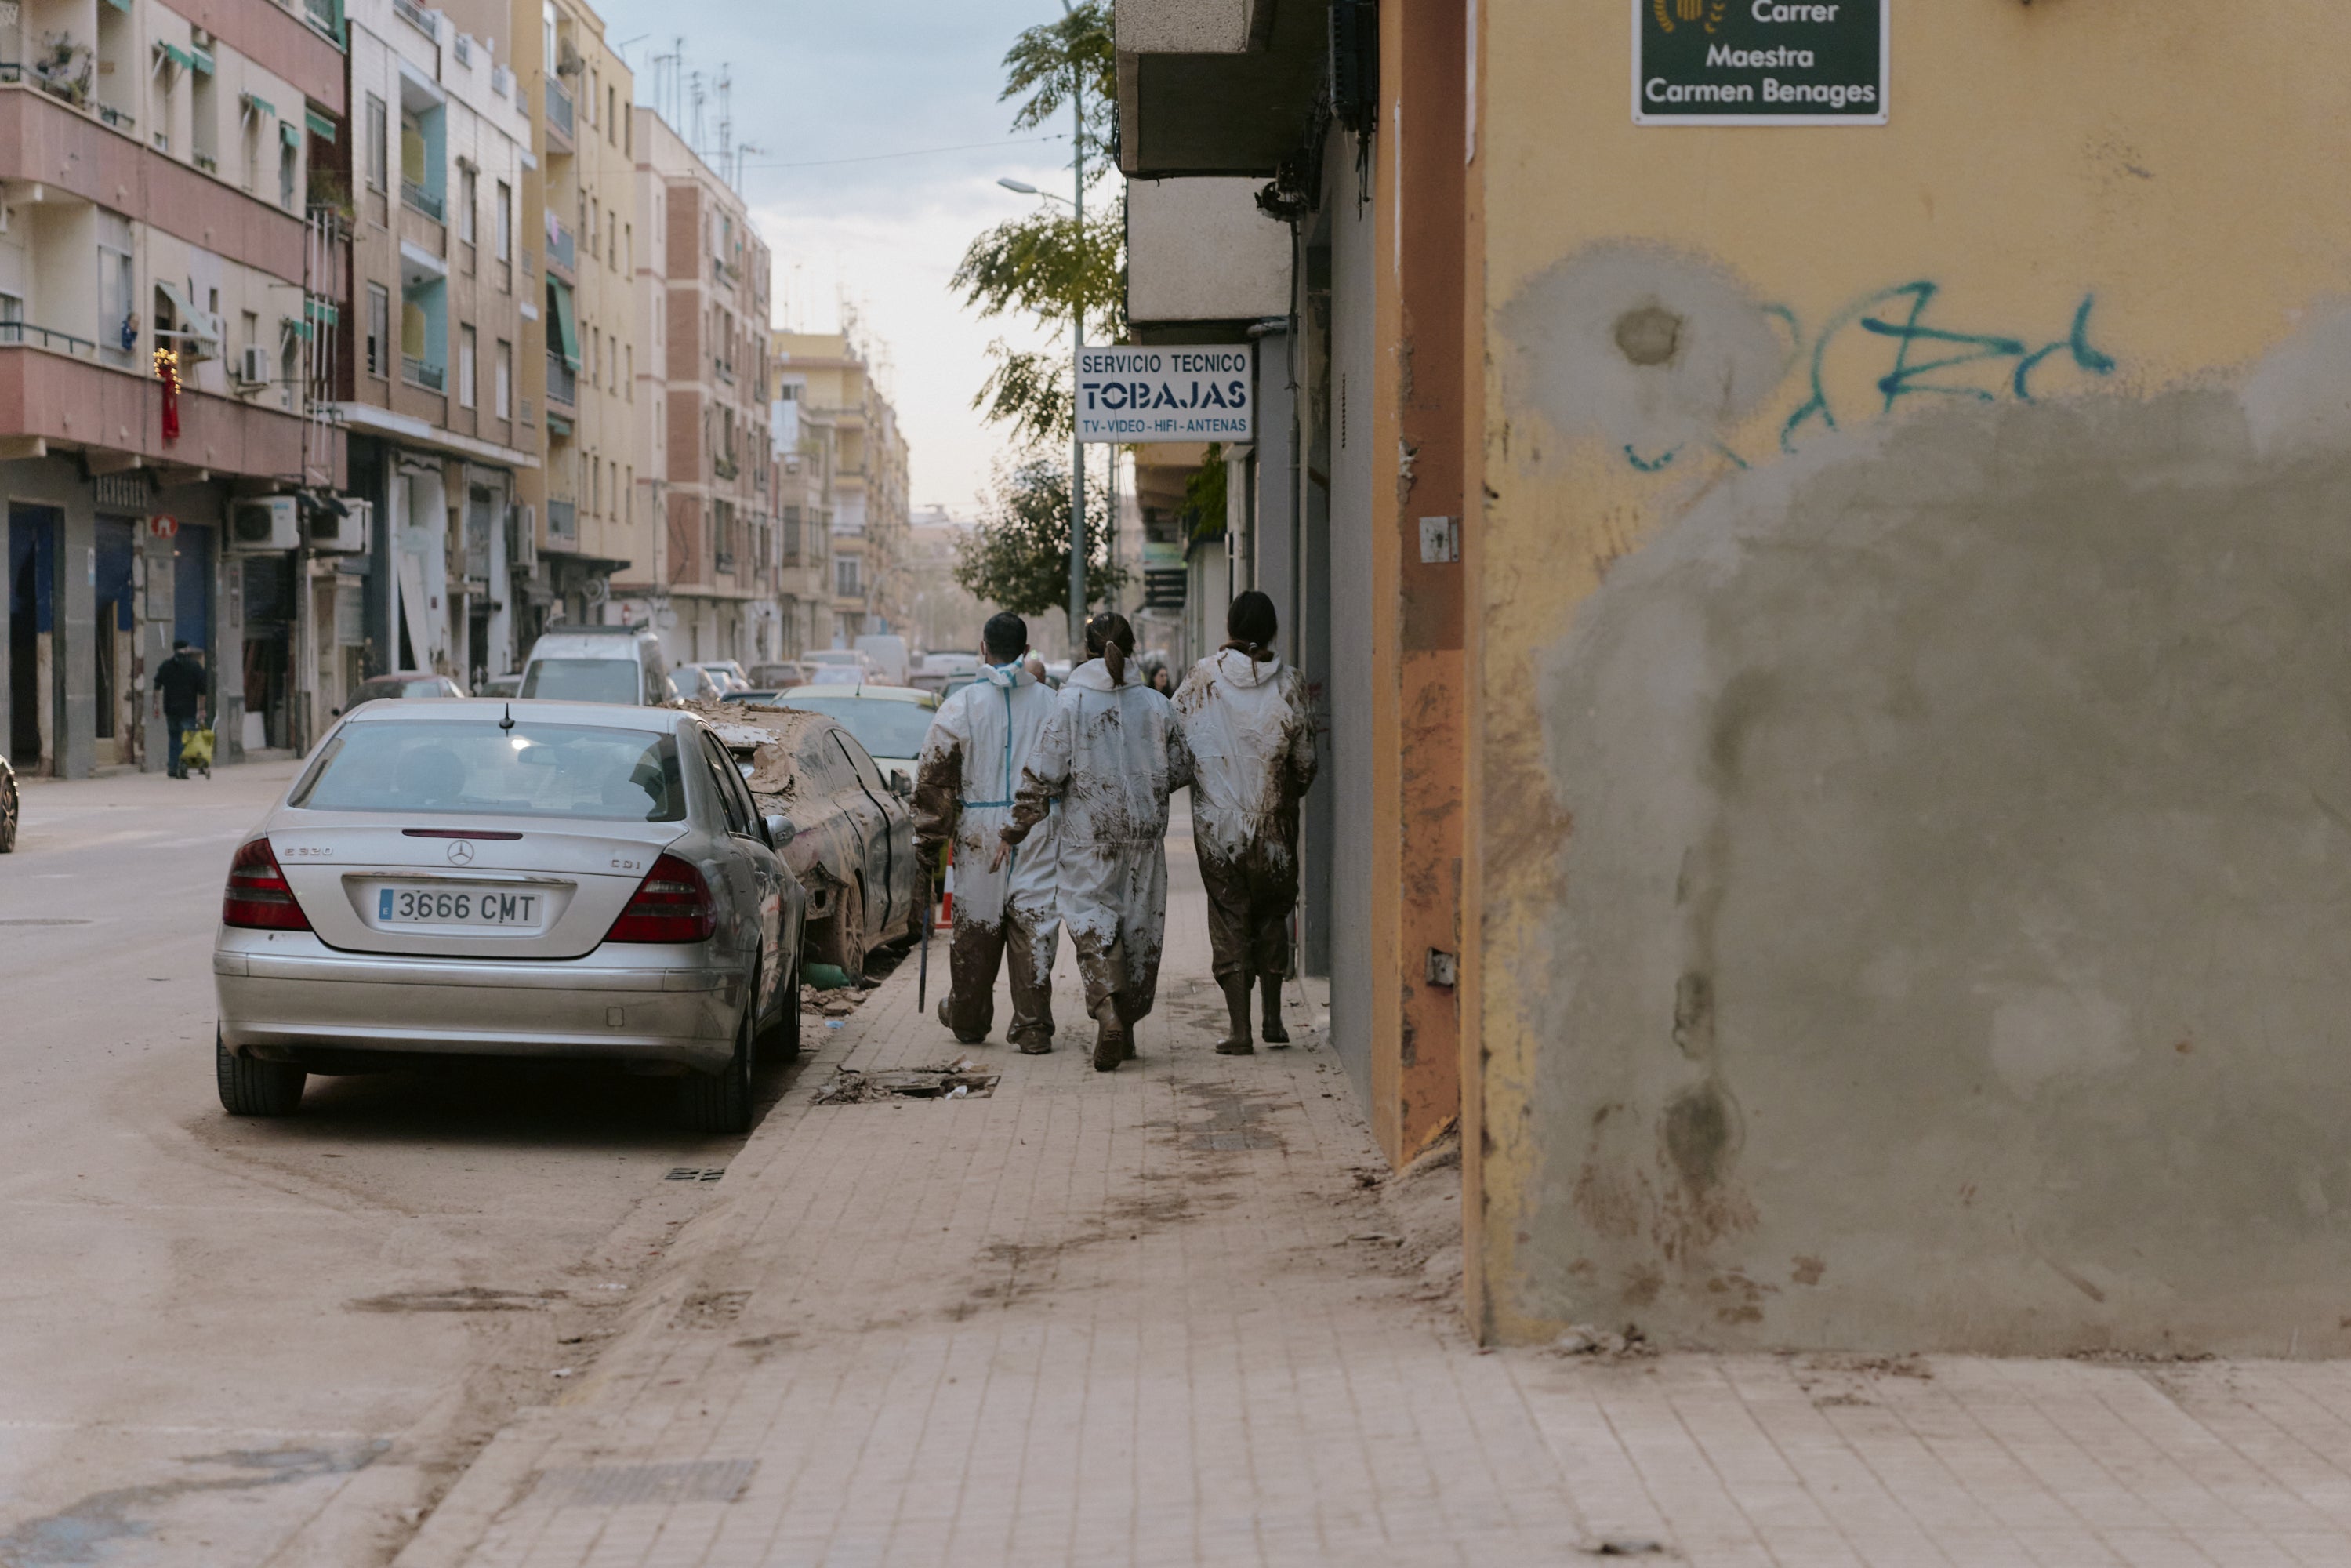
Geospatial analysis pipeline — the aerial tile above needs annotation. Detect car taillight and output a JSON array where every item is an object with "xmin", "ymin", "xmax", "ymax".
[
  {"xmin": 222, "ymin": 837, "xmax": 312, "ymax": 931},
  {"xmin": 605, "ymin": 853, "xmax": 717, "ymax": 943}
]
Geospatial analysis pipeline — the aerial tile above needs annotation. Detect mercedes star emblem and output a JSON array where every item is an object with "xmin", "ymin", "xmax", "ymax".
[{"xmin": 446, "ymin": 840, "xmax": 476, "ymax": 866}]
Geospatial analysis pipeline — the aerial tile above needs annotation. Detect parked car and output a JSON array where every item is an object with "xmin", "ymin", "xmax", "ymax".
[
  {"xmin": 0, "ymin": 753, "xmax": 16, "ymax": 853},
  {"xmin": 675, "ymin": 666, "xmax": 737, "ymax": 704},
  {"xmin": 212, "ymin": 700, "xmax": 806, "ymax": 1133},
  {"xmin": 476, "ymin": 673, "xmax": 524, "ymax": 700},
  {"xmin": 800, "ymin": 648, "xmax": 881, "ymax": 684},
  {"xmin": 749, "ymin": 662, "xmax": 809, "ymax": 690},
  {"xmin": 518, "ymin": 625, "xmax": 674, "ymax": 706},
  {"xmin": 708, "ymin": 709, "xmax": 918, "ymax": 979},
  {"xmin": 759, "ymin": 684, "xmax": 937, "ymax": 779},
  {"xmin": 682, "ymin": 660, "xmax": 753, "ymax": 695},
  {"xmin": 348, "ymin": 673, "xmax": 466, "ymax": 707},
  {"xmin": 853, "ymin": 634, "xmax": 910, "ymax": 686}
]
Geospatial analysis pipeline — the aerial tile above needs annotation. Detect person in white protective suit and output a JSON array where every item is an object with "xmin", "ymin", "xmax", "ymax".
[
  {"xmin": 1000, "ymin": 612, "xmax": 1194, "ymax": 1072},
  {"xmin": 1173, "ymin": 590, "xmax": 1319, "ymax": 1054},
  {"xmin": 912, "ymin": 612, "xmax": 1063, "ymax": 1051}
]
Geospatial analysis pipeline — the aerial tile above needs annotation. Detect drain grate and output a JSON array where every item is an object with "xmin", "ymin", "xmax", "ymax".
[
  {"xmin": 527, "ymin": 1457, "xmax": 756, "ymax": 1509},
  {"xmin": 665, "ymin": 1167, "xmax": 726, "ymax": 1183},
  {"xmin": 812, "ymin": 1066, "xmax": 999, "ymax": 1105},
  {"xmin": 0, "ymin": 918, "xmax": 93, "ymax": 927}
]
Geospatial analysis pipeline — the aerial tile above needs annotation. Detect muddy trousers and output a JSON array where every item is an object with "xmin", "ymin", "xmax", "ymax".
[
  {"xmin": 1198, "ymin": 843, "xmax": 1298, "ymax": 985},
  {"xmin": 941, "ymin": 909, "xmax": 1058, "ymax": 1049}
]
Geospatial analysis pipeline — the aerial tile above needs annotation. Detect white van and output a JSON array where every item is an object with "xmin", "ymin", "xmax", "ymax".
[
  {"xmin": 853, "ymin": 633, "xmax": 909, "ymax": 686},
  {"xmin": 518, "ymin": 625, "xmax": 675, "ymax": 706}
]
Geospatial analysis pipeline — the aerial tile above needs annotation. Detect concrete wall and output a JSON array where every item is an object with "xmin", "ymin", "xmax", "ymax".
[
  {"xmin": 1126, "ymin": 178, "xmax": 1291, "ymax": 325},
  {"xmin": 1470, "ymin": 2, "xmax": 2351, "ymax": 1353}
]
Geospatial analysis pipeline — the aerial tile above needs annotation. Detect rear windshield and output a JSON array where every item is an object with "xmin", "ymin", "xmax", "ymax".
[
  {"xmin": 773, "ymin": 697, "xmax": 933, "ymax": 760},
  {"xmin": 521, "ymin": 658, "xmax": 641, "ymax": 704},
  {"xmin": 292, "ymin": 720, "xmax": 686, "ymax": 821},
  {"xmin": 357, "ymin": 678, "xmax": 450, "ymax": 701}
]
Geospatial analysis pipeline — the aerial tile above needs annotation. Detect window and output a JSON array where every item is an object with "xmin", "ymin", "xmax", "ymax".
[
  {"xmin": 607, "ymin": 85, "xmax": 617, "ymax": 143},
  {"xmin": 459, "ymin": 168, "xmax": 477, "ymax": 245},
  {"xmin": 624, "ymin": 222, "xmax": 632, "ymax": 273},
  {"xmin": 836, "ymin": 555, "xmax": 859, "ymax": 597},
  {"xmin": 365, "ymin": 94, "xmax": 388, "ymax": 191},
  {"xmin": 366, "ymin": 283, "xmax": 390, "ymax": 378},
  {"xmin": 495, "ymin": 181, "xmax": 512, "ymax": 260},
  {"xmin": 280, "ymin": 135, "xmax": 297, "ymax": 210},
  {"xmin": 626, "ymin": 344, "xmax": 633, "ymax": 400},
  {"xmin": 459, "ymin": 325, "xmax": 477, "ymax": 408},
  {"xmin": 495, "ymin": 339, "xmax": 513, "ymax": 418}
]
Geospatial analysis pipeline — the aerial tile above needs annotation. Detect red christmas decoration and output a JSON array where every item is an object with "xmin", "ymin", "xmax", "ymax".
[{"xmin": 154, "ymin": 347, "xmax": 180, "ymax": 443}]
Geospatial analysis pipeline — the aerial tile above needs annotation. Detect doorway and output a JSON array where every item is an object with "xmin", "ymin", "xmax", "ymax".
[
  {"xmin": 95, "ymin": 518, "xmax": 136, "ymax": 766},
  {"xmin": 8, "ymin": 506, "xmax": 59, "ymax": 771}
]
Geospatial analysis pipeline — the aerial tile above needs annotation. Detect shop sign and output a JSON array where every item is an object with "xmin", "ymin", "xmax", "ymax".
[
  {"xmin": 147, "ymin": 515, "xmax": 181, "ymax": 538},
  {"xmin": 1634, "ymin": 0, "xmax": 1888, "ymax": 126},
  {"xmin": 1076, "ymin": 344, "xmax": 1254, "ymax": 444}
]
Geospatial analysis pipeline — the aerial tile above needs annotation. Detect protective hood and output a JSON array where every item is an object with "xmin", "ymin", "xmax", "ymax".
[
  {"xmin": 1067, "ymin": 659, "xmax": 1123, "ymax": 693},
  {"xmin": 1213, "ymin": 647, "xmax": 1282, "ymax": 688},
  {"xmin": 981, "ymin": 660, "xmax": 1029, "ymax": 691}
]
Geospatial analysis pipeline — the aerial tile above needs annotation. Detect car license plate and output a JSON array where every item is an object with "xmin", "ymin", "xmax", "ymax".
[{"xmin": 374, "ymin": 885, "xmax": 545, "ymax": 928}]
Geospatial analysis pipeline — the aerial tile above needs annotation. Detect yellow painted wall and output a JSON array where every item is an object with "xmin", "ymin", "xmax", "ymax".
[{"xmin": 1471, "ymin": 2, "xmax": 2351, "ymax": 1350}]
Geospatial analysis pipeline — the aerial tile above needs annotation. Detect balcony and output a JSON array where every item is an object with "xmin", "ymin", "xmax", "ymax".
[
  {"xmin": 545, "ymin": 352, "xmax": 575, "ymax": 407},
  {"xmin": 96, "ymin": 104, "xmax": 134, "ymax": 133},
  {"xmin": 714, "ymin": 358, "xmax": 734, "ymax": 386},
  {"xmin": 714, "ymin": 550, "xmax": 736, "ymax": 575},
  {"xmin": 403, "ymin": 356, "xmax": 445, "ymax": 392},
  {"xmin": 0, "ymin": 336, "xmax": 326, "ymax": 483},
  {"xmin": 299, "ymin": 0, "xmax": 346, "ymax": 45},
  {"xmin": 545, "ymin": 217, "xmax": 575, "ymax": 278},
  {"xmin": 401, "ymin": 179, "xmax": 444, "ymax": 222},
  {"xmin": 713, "ymin": 453, "xmax": 738, "ymax": 481},
  {"xmin": 194, "ymin": 150, "xmax": 218, "ymax": 174},
  {"xmin": 544, "ymin": 77, "xmax": 573, "ymax": 147},
  {"xmin": 393, "ymin": 0, "xmax": 439, "ymax": 41}
]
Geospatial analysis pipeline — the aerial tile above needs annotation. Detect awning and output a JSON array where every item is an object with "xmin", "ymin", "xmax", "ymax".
[
  {"xmin": 282, "ymin": 316, "xmax": 313, "ymax": 342},
  {"xmin": 154, "ymin": 42, "xmax": 194, "ymax": 73},
  {"xmin": 305, "ymin": 298, "xmax": 339, "ymax": 328},
  {"xmin": 281, "ymin": 120, "xmax": 302, "ymax": 150},
  {"xmin": 546, "ymin": 278, "xmax": 579, "ymax": 369},
  {"xmin": 546, "ymin": 412, "xmax": 574, "ymax": 437},
  {"xmin": 102, "ymin": 0, "xmax": 132, "ymax": 13},
  {"xmin": 306, "ymin": 107, "xmax": 338, "ymax": 143},
  {"xmin": 242, "ymin": 90, "xmax": 277, "ymax": 120},
  {"xmin": 190, "ymin": 48, "xmax": 215, "ymax": 75}
]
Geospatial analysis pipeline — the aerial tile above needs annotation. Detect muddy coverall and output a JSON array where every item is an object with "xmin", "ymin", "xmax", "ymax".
[
  {"xmin": 1006, "ymin": 659, "xmax": 1194, "ymax": 1025},
  {"xmin": 1173, "ymin": 649, "xmax": 1319, "ymax": 985},
  {"xmin": 912, "ymin": 664, "xmax": 1062, "ymax": 1048}
]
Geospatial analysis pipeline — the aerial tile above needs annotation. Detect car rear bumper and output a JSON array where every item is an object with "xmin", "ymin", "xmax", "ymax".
[{"xmin": 213, "ymin": 931, "xmax": 748, "ymax": 1072}]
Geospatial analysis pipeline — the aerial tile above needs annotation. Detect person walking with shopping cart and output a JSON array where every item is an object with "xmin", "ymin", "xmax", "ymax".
[{"xmin": 154, "ymin": 641, "xmax": 209, "ymax": 779}]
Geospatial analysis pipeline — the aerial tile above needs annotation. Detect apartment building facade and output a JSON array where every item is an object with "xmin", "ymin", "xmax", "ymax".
[
  {"xmin": 764, "ymin": 374, "xmax": 831, "ymax": 662},
  {"xmin": 328, "ymin": 0, "xmax": 532, "ymax": 697},
  {"xmin": 612, "ymin": 107, "xmax": 772, "ymax": 669},
  {"xmin": 771, "ymin": 328, "xmax": 905, "ymax": 648},
  {"xmin": 2, "ymin": 0, "xmax": 347, "ymax": 776}
]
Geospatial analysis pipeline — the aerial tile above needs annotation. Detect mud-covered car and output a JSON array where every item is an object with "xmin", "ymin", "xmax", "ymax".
[{"xmin": 706, "ymin": 708, "xmax": 917, "ymax": 978}]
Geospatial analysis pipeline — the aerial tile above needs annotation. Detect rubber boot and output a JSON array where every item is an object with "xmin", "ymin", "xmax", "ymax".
[
  {"xmin": 938, "ymin": 998, "xmax": 987, "ymax": 1047},
  {"xmin": 1091, "ymin": 996, "xmax": 1130, "ymax": 1072},
  {"xmin": 1215, "ymin": 975, "xmax": 1255, "ymax": 1055},
  {"xmin": 1260, "ymin": 975, "xmax": 1290, "ymax": 1047}
]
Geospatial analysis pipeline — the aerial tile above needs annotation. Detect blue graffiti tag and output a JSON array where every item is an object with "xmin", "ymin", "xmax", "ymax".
[{"xmin": 1779, "ymin": 283, "xmax": 2116, "ymax": 452}]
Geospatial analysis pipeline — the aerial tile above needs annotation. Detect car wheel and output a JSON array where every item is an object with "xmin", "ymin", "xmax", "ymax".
[
  {"xmin": 678, "ymin": 978, "xmax": 756, "ymax": 1135},
  {"xmin": 818, "ymin": 879, "xmax": 867, "ymax": 981},
  {"xmin": 756, "ymin": 954, "xmax": 802, "ymax": 1061},
  {"xmin": 216, "ymin": 1029, "xmax": 305, "ymax": 1116},
  {"xmin": 0, "ymin": 777, "xmax": 16, "ymax": 853}
]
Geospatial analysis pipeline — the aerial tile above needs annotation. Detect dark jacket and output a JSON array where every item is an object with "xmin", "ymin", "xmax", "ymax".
[{"xmin": 154, "ymin": 654, "xmax": 208, "ymax": 719}]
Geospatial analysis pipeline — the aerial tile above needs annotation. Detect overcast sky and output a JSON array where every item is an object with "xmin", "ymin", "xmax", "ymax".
[{"xmin": 588, "ymin": 0, "xmax": 1083, "ymax": 518}]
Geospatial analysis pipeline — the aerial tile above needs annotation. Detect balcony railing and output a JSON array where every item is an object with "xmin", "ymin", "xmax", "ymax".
[
  {"xmin": 96, "ymin": 103, "xmax": 134, "ymax": 132},
  {"xmin": 714, "ymin": 550, "xmax": 736, "ymax": 575},
  {"xmin": 712, "ymin": 453, "xmax": 738, "ymax": 481},
  {"xmin": 403, "ymin": 355, "xmax": 445, "ymax": 392},
  {"xmin": 401, "ymin": 180, "xmax": 444, "ymax": 222},
  {"xmin": 545, "ymin": 352, "xmax": 575, "ymax": 406},
  {"xmin": 546, "ymin": 499, "xmax": 576, "ymax": 539},
  {"xmin": 714, "ymin": 358, "xmax": 735, "ymax": 385},
  {"xmin": 393, "ymin": 0, "xmax": 438, "ymax": 41},
  {"xmin": 545, "ymin": 77, "xmax": 573, "ymax": 142},
  {"xmin": 546, "ymin": 218, "xmax": 575, "ymax": 274},
  {"xmin": 193, "ymin": 150, "xmax": 217, "ymax": 173},
  {"xmin": 0, "ymin": 321, "xmax": 100, "ymax": 361},
  {"xmin": 301, "ymin": 0, "xmax": 345, "ymax": 45}
]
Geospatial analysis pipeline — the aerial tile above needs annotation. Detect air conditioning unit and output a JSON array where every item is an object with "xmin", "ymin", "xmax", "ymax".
[
  {"xmin": 236, "ymin": 345, "xmax": 272, "ymax": 386},
  {"xmin": 229, "ymin": 495, "xmax": 299, "ymax": 552},
  {"xmin": 305, "ymin": 497, "xmax": 369, "ymax": 554},
  {"xmin": 510, "ymin": 503, "xmax": 537, "ymax": 571}
]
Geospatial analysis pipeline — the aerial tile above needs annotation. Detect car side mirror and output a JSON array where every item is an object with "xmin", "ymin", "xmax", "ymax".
[
  {"xmin": 888, "ymin": 769, "xmax": 913, "ymax": 798},
  {"xmin": 764, "ymin": 813, "xmax": 796, "ymax": 848}
]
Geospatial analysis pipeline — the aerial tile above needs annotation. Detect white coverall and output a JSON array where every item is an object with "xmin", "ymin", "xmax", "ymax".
[
  {"xmin": 1006, "ymin": 659, "xmax": 1194, "ymax": 1024},
  {"xmin": 912, "ymin": 662, "xmax": 1061, "ymax": 1046},
  {"xmin": 1173, "ymin": 648, "xmax": 1319, "ymax": 984}
]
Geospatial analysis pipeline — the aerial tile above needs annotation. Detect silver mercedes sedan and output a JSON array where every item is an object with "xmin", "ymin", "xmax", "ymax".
[{"xmin": 212, "ymin": 701, "xmax": 807, "ymax": 1133}]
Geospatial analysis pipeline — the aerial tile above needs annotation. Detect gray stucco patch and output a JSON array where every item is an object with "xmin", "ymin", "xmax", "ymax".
[{"xmin": 1522, "ymin": 370, "xmax": 2351, "ymax": 1355}]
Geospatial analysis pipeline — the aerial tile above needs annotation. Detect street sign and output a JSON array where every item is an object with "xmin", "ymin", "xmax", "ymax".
[
  {"xmin": 1633, "ymin": 0, "xmax": 1888, "ymax": 127},
  {"xmin": 1076, "ymin": 344, "xmax": 1254, "ymax": 444},
  {"xmin": 1142, "ymin": 568, "xmax": 1187, "ymax": 611}
]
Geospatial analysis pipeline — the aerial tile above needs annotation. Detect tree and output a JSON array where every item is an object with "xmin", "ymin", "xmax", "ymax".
[
  {"xmin": 953, "ymin": 457, "xmax": 1131, "ymax": 619},
  {"xmin": 953, "ymin": 2, "xmax": 1123, "ymax": 448}
]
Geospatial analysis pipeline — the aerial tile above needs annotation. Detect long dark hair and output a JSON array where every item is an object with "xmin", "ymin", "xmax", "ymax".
[
  {"xmin": 1223, "ymin": 590, "xmax": 1278, "ymax": 661},
  {"xmin": 1085, "ymin": 611, "xmax": 1137, "ymax": 686}
]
